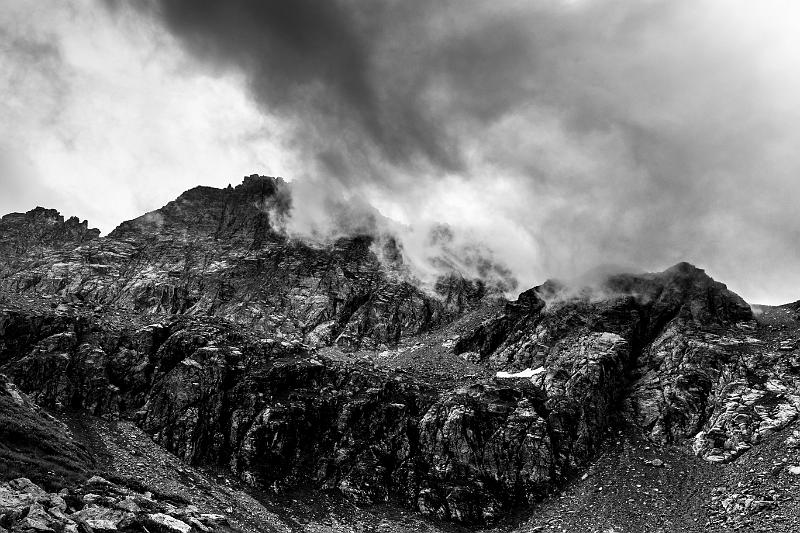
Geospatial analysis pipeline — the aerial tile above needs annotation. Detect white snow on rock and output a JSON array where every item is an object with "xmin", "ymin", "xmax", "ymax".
[{"xmin": 496, "ymin": 367, "xmax": 545, "ymax": 379}]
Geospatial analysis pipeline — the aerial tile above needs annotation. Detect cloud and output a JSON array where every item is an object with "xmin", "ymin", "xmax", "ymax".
[
  {"xmin": 118, "ymin": 0, "xmax": 800, "ymax": 304},
  {"xmin": 4, "ymin": 1, "xmax": 800, "ymax": 304}
]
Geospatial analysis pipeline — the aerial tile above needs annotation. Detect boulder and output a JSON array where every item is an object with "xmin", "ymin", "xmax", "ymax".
[{"xmin": 144, "ymin": 513, "xmax": 192, "ymax": 533}]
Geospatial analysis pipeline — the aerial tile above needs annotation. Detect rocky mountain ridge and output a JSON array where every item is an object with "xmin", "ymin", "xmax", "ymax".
[{"xmin": 2, "ymin": 175, "xmax": 800, "ymax": 532}]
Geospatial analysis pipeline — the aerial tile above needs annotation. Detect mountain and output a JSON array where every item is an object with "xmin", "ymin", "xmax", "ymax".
[{"xmin": 2, "ymin": 175, "xmax": 800, "ymax": 532}]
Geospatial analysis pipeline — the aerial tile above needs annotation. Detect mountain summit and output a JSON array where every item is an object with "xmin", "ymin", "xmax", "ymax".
[{"xmin": 2, "ymin": 176, "xmax": 800, "ymax": 532}]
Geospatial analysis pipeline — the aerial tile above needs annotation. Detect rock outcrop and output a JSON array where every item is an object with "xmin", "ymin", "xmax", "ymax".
[{"xmin": 0, "ymin": 207, "xmax": 100, "ymax": 259}]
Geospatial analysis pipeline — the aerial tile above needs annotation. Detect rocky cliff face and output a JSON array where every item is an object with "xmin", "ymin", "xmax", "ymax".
[
  {"xmin": 2, "ymin": 176, "xmax": 800, "ymax": 530},
  {"xmin": 0, "ymin": 176, "xmax": 482, "ymax": 351}
]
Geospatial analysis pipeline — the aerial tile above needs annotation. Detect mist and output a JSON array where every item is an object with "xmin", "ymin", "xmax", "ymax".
[{"xmin": 4, "ymin": 1, "xmax": 800, "ymax": 304}]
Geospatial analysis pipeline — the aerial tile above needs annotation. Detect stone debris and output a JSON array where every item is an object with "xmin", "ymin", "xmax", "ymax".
[{"xmin": 0, "ymin": 478, "xmax": 233, "ymax": 533}]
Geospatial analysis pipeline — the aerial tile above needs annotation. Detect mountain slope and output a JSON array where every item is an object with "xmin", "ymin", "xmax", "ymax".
[
  {"xmin": 0, "ymin": 176, "xmax": 482, "ymax": 351},
  {"xmin": 2, "ymin": 175, "xmax": 800, "ymax": 532}
]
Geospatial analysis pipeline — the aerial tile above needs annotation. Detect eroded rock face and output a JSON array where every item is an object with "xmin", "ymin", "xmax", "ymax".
[
  {"xmin": 3, "ymin": 176, "xmax": 799, "ymax": 526},
  {"xmin": 453, "ymin": 263, "xmax": 762, "ymax": 454},
  {"xmin": 0, "ymin": 207, "xmax": 100, "ymax": 259},
  {"xmin": 0, "ymin": 274, "xmax": 750, "ymax": 524},
  {"xmin": 0, "ymin": 177, "xmax": 481, "ymax": 351},
  {"xmin": 0, "ymin": 302, "xmax": 620, "ymax": 522},
  {"xmin": 416, "ymin": 384, "xmax": 553, "ymax": 522}
]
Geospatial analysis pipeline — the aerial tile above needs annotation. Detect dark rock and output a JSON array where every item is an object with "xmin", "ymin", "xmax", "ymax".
[
  {"xmin": 0, "ymin": 207, "xmax": 99, "ymax": 259},
  {"xmin": 0, "ymin": 177, "xmax": 480, "ymax": 350},
  {"xmin": 3, "ymin": 176, "xmax": 796, "ymax": 528}
]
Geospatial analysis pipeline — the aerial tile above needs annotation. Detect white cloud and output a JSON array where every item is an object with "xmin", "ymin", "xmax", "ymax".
[{"xmin": 0, "ymin": 0, "xmax": 297, "ymax": 233}]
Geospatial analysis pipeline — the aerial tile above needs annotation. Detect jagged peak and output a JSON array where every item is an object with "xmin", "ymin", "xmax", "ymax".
[
  {"xmin": 663, "ymin": 260, "xmax": 704, "ymax": 275},
  {"xmin": 0, "ymin": 206, "xmax": 100, "ymax": 253},
  {"xmin": 109, "ymin": 175, "xmax": 291, "ymax": 244},
  {"xmin": 647, "ymin": 261, "xmax": 717, "ymax": 287},
  {"xmin": 173, "ymin": 174, "xmax": 287, "ymax": 202},
  {"xmin": 524, "ymin": 262, "xmax": 752, "ymax": 328},
  {"xmin": 2, "ymin": 206, "xmax": 72, "ymax": 224}
]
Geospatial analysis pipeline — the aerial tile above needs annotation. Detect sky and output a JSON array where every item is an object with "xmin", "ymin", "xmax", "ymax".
[{"xmin": 2, "ymin": 1, "xmax": 800, "ymax": 304}]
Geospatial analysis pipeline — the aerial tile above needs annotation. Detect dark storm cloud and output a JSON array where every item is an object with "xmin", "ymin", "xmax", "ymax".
[
  {"xmin": 127, "ymin": 0, "xmax": 704, "ymax": 183},
  {"xmin": 113, "ymin": 0, "xmax": 800, "ymax": 303},
  {"xmin": 123, "ymin": 0, "xmax": 464, "ymax": 174}
]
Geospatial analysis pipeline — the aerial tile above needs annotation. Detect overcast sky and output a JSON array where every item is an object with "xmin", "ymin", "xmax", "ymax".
[{"xmin": 2, "ymin": 0, "xmax": 800, "ymax": 304}]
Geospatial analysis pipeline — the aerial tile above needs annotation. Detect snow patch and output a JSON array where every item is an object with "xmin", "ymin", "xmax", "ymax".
[{"xmin": 496, "ymin": 367, "xmax": 545, "ymax": 379}]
